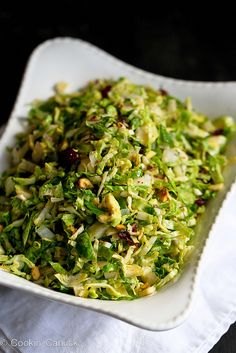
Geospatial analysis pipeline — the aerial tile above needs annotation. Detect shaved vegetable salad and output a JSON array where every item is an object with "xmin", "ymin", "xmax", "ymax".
[{"xmin": 0, "ymin": 78, "xmax": 235, "ymax": 300}]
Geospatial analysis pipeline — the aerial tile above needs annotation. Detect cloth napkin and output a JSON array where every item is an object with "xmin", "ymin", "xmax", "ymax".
[{"xmin": 0, "ymin": 185, "xmax": 236, "ymax": 353}]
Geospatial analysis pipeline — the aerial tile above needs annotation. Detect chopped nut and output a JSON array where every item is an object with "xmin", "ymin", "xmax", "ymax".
[
  {"xmin": 54, "ymin": 81, "xmax": 68, "ymax": 94},
  {"xmin": 116, "ymin": 224, "xmax": 126, "ymax": 230},
  {"xmin": 68, "ymin": 225, "xmax": 77, "ymax": 233},
  {"xmin": 60, "ymin": 140, "xmax": 69, "ymax": 151},
  {"xmin": 31, "ymin": 266, "xmax": 40, "ymax": 280},
  {"xmin": 146, "ymin": 151, "xmax": 156, "ymax": 159},
  {"xmin": 98, "ymin": 193, "xmax": 122, "ymax": 227},
  {"xmin": 139, "ymin": 285, "xmax": 156, "ymax": 297},
  {"xmin": 140, "ymin": 282, "xmax": 149, "ymax": 289},
  {"xmin": 124, "ymin": 264, "xmax": 143, "ymax": 277},
  {"xmin": 158, "ymin": 188, "xmax": 169, "ymax": 202},
  {"xmin": 93, "ymin": 198, "xmax": 100, "ymax": 206},
  {"xmin": 117, "ymin": 122, "xmax": 124, "ymax": 128},
  {"xmin": 54, "ymin": 247, "xmax": 67, "ymax": 260},
  {"xmin": 32, "ymin": 141, "xmax": 43, "ymax": 163},
  {"xmin": 78, "ymin": 178, "xmax": 93, "ymax": 189}
]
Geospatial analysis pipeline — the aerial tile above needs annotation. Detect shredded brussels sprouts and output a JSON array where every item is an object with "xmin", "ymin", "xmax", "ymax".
[{"xmin": 0, "ymin": 78, "xmax": 235, "ymax": 300}]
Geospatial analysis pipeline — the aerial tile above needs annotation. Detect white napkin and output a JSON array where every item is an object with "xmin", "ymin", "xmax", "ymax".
[{"xmin": 0, "ymin": 184, "xmax": 236, "ymax": 353}]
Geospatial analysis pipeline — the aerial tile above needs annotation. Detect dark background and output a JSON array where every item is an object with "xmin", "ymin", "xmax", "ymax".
[{"xmin": 0, "ymin": 4, "xmax": 236, "ymax": 352}]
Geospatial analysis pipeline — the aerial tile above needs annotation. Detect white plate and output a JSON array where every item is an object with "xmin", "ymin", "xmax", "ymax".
[{"xmin": 0, "ymin": 37, "xmax": 235, "ymax": 331}]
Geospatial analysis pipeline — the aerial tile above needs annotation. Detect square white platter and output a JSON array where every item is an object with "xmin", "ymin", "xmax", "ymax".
[{"xmin": 0, "ymin": 37, "xmax": 235, "ymax": 331}]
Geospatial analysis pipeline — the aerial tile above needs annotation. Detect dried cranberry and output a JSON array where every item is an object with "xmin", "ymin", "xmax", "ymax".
[
  {"xmin": 101, "ymin": 85, "xmax": 111, "ymax": 98},
  {"xmin": 159, "ymin": 88, "xmax": 168, "ymax": 96},
  {"xmin": 88, "ymin": 115, "xmax": 97, "ymax": 121},
  {"xmin": 132, "ymin": 224, "xmax": 137, "ymax": 233},
  {"xmin": 139, "ymin": 146, "xmax": 145, "ymax": 154},
  {"xmin": 199, "ymin": 167, "xmax": 208, "ymax": 174},
  {"xmin": 60, "ymin": 148, "xmax": 79, "ymax": 166},
  {"xmin": 117, "ymin": 231, "xmax": 134, "ymax": 245},
  {"xmin": 212, "ymin": 128, "xmax": 224, "ymax": 136},
  {"xmin": 195, "ymin": 198, "xmax": 206, "ymax": 206}
]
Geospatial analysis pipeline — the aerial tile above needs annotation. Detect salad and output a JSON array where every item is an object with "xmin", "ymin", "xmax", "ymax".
[{"xmin": 0, "ymin": 78, "xmax": 234, "ymax": 300}]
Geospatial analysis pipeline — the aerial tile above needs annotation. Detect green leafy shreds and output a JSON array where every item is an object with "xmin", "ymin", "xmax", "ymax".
[
  {"xmin": 76, "ymin": 232, "xmax": 95, "ymax": 260},
  {"xmin": 0, "ymin": 78, "xmax": 234, "ymax": 300}
]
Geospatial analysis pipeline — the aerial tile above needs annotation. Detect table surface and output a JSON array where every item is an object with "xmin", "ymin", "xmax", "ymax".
[{"xmin": 0, "ymin": 5, "xmax": 235, "ymax": 352}]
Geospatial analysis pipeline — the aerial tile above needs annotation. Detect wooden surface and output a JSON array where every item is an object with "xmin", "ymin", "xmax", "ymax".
[{"xmin": 0, "ymin": 5, "xmax": 235, "ymax": 352}]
